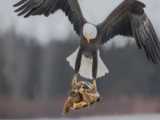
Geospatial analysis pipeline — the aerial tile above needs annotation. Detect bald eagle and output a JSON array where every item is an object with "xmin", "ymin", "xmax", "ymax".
[{"xmin": 14, "ymin": 0, "xmax": 160, "ymax": 81}]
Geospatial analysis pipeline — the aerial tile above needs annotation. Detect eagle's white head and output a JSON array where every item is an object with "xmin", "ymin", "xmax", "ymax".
[{"xmin": 83, "ymin": 23, "xmax": 97, "ymax": 43}]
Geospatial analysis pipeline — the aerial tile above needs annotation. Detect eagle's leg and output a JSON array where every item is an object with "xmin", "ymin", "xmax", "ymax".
[
  {"xmin": 92, "ymin": 79, "xmax": 100, "ymax": 102},
  {"xmin": 72, "ymin": 74, "xmax": 78, "ymax": 85},
  {"xmin": 72, "ymin": 47, "xmax": 83, "ymax": 83},
  {"xmin": 92, "ymin": 51, "xmax": 98, "ymax": 81},
  {"xmin": 91, "ymin": 51, "xmax": 100, "ymax": 102}
]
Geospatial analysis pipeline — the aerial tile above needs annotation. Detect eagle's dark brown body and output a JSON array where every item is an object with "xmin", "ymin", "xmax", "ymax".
[
  {"xmin": 14, "ymin": 0, "xmax": 160, "ymax": 67},
  {"xmin": 14, "ymin": 0, "xmax": 160, "ymax": 82},
  {"xmin": 13, "ymin": 0, "xmax": 160, "ymax": 113}
]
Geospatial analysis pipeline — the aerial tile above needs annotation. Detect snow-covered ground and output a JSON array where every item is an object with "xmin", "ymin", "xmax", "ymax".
[{"xmin": 26, "ymin": 114, "xmax": 160, "ymax": 120}]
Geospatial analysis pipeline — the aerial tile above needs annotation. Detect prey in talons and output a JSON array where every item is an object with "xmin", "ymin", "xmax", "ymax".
[{"xmin": 63, "ymin": 79, "xmax": 100, "ymax": 114}]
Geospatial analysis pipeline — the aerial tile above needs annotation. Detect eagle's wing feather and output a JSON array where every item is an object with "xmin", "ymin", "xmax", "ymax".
[
  {"xmin": 14, "ymin": 0, "xmax": 86, "ymax": 35},
  {"xmin": 97, "ymin": 0, "xmax": 160, "ymax": 63}
]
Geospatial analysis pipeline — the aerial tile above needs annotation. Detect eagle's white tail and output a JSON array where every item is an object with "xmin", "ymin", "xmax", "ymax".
[{"xmin": 66, "ymin": 47, "xmax": 109, "ymax": 80}]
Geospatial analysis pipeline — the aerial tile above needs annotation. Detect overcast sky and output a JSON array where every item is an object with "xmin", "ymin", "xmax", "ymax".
[{"xmin": 1, "ymin": 0, "xmax": 160, "ymax": 45}]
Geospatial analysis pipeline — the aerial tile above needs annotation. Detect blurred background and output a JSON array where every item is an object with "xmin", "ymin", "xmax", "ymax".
[{"xmin": 0, "ymin": 0, "xmax": 160, "ymax": 118}]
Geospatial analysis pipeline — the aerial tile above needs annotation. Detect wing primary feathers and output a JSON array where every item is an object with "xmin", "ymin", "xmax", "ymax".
[
  {"xmin": 96, "ymin": 0, "xmax": 160, "ymax": 64},
  {"xmin": 13, "ymin": 0, "xmax": 86, "ymax": 36},
  {"xmin": 145, "ymin": 24, "xmax": 160, "ymax": 60},
  {"xmin": 14, "ymin": 0, "xmax": 43, "ymax": 16},
  {"xmin": 13, "ymin": 0, "xmax": 27, "ymax": 7},
  {"xmin": 17, "ymin": 2, "xmax": 33, "ymax": 16},
  {"xmin": 131, "ymin": 14, "xmax": 160, "ymax": 63},
  {"xmin": 14, "ymin": 1, "xmax": 29, "ymax": 12},
  {"xmin": 24, "ymin": 10, "xmax": 34, "ymax": 18}
]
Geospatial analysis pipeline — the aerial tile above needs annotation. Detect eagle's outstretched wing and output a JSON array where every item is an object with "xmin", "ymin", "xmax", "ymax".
[
  {"xmin": 97, "ymin": 0, "xmax": 160, "ymax": 63},
  {"xmin": 13, "ymin": 0, "xmax": 86, "ymax": 35}
]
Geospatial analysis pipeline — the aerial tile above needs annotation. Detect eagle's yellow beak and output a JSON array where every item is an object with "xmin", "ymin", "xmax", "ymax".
[
  {"xmin": 87, "ymin": 39, "xmax": 91, "ymax": 44},
  {"xmin": 85, "ymin": 33, "xmax": 92, "ymax": 43}
]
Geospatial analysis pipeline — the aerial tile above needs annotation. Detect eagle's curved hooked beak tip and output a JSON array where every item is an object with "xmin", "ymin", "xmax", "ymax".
[
  {"xmin": 85, "ymin": 33, "xmax": 92, "ymax": 44},
  {"xmin": 87, "ymin": 39, "xmax": 90, "ymax": 44}
]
